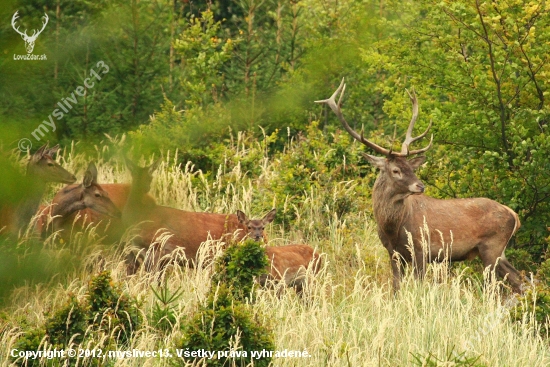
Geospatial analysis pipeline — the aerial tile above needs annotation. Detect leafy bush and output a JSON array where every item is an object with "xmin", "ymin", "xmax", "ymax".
[
  {"xmin": 87, "ymin": 271, "xmax": 142, "ymax": 343},
  {"xmin": 44, "ymin": 295, "xmax": 88, "ymax": 347},
  {"xmin": 212, "ymin": 239, "xmax": 269, "ymax": 302},
  {"xmin": 177, "ymin": 239, "xmax": 273, "ymax": 366},
  {"xmin": 11, "ymin": 272, "xmax": 141, "ymax": 366},
  {"xmin": 178, "ymin": 284, "xmax": 274, "ymax": 367},
  {"xmin": 512, "ymin": 285, "xmax": 550, "ymax": 338}
]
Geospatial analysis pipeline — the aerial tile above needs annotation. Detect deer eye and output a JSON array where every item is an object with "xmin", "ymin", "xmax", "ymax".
[
  {"xmin": 248, "ymin": 226, "xmax": 251, "ymax": 229},
  {"xmin": 95, "ymin": 193, "xmax": 101, "ymax": 197},
  {"xmin": 392, "ymin": 169, "xmax": 400, "ymax": 174}
]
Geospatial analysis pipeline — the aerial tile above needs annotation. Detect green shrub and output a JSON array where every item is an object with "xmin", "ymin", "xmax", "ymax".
[
  {"xmin": 212, "ymin": 239, "xmax": 269, "ymax": 302},
  {"xmin": 44, "ymin": 295, "xmax": 88, "ymax": 347},
  {"xmin": 512, "ymin": 285, "xmax": 550, "ymax": 338},
  {"xmin": 87, "ymin": 271, "xmax": 142, "ymax": 343},
  {"xmin": 178, "ymin": 284, "xmax": 274, "ymax": 367},
  {"xmin": 10, "ymin": 328, "xmax": 45, "ymax": 367},
  {"xmin": 151, "ymin": 280, "xmax": 183, "ymax": 334},
  {"xmin": 12, "ymin": 271, "xmax": 141, "ymax": 367},
  {"xmin": 177, "ymin": 240, "xmax": 274, "ymax": 366}
]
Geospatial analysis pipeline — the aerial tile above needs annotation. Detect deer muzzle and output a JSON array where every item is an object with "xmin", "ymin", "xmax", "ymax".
[{"xmin": 409, "ymin": 182, "xmax": 425, "ymax": 194}]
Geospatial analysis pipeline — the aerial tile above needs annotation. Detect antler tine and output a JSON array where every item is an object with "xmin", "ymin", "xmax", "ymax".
[
  {"xmin": 315, "ymin": 78, "xmax": 391, "ymax": 156},
  {"xmin": 398, "ymin": 88, "xmax": 432, "ymax": 156},
  {"xmin": 38, "ymin": 13, "xmax": 49, "ymax": 34},
  {"xmin": 11, "ymin": 11, "xmax": 27, "ymax": 37},
  {"xmin": 408, "ymin": 133, "xmax": 433, "ymax": 155}
]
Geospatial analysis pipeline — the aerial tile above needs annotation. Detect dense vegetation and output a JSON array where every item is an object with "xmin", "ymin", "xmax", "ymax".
[{"xmin": 1, "ymin": 0, "xmax": 550, "ymax": 365}]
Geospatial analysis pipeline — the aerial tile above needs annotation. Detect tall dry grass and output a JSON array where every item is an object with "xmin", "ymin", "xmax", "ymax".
[{"xmin": 1, "ymin": 136, "xmax": 548, "ymax": 366}]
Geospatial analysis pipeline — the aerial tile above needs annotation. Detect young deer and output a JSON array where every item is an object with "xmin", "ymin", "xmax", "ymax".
[
  {"xmin": 236, "ymin": 209, "xmax": 277, "ymax": 242},
  {"xmin": 236, "ymin": 210, "xmax": 322, "ymax": 294},
  {"xmin": 316, "ymin": 78, "xmax": 524, "ymax": 293},
  {"xmin": 41, "ymin": 163, "xmax": 122, "ymax": 240},
  {"xmin": 122, "ymin": 157, "xmax": 248, "ymax": 273},
  {"xmin": 0, "ymin": 144, "xmax": 76, "ymax": 236}
]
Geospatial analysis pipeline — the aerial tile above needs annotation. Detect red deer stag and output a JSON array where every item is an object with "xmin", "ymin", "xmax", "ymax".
[
  {"xmin": 237, "ymin": 210, "xmax": 322, "ymax": 294},
  {"xmin": 316, "ymin": 79, "xmax": 524, "ymax": 293},
  {"xmin": 122, "ymin": 157, "xmax": 248, "ymax": 273},
  {"xmin": 41, "ymin": 163, "xmax": 121, "ymax": 239},
  {"xmin": 0, "ymin": 144, "xmax": 76, "ymax": 236}
]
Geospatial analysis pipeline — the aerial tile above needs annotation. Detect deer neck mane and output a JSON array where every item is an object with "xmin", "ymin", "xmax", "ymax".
[{"xmin": 372, "ymin": 175, "xmax": 412, "ymax": 237}]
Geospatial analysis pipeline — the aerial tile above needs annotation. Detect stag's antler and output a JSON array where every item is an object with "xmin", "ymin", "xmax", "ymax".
[
  {"xmin": 315, "ymin": 78, "xmax": 433, "ymax": 157},
  {"xmin": 315, "ymin": 78, "xmax": 391, "ymax": 156},
  {"xmin": 400, "ymin": 88, "xmax": 433, "ymax": 156}
]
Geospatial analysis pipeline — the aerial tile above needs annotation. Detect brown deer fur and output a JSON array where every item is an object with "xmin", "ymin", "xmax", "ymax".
[
  {"xmin": 261, "ymin": 245, "xmax": 322, "ymax": 294},
  {"xmin": 238, "ymin": 210, "xmax": 322, "ymax": 293},
  {"xmin": 41, "ymin": 163, "xmax": 121, "ymax": 239},
  {"xmin": 122, "ymin": 158, "xmax": 248, "ymax": 273},
  {"xmin": 316, "ymin": 79, "xmax": 524, "ymax": 293}
]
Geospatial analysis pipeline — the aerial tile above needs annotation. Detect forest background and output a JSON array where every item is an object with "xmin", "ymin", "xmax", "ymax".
[{"xmin": 2, "ymin": 0, "xmax": 549, "ymax": 261}]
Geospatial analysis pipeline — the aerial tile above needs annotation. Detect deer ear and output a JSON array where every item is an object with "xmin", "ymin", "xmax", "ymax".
[
  {"xmin": 408, "ymin": 156, "xmax": 426, "ymax": 170},
  {"xmin": 262, "ymin": 208, "xmax": 277, "ymax": 224},
  {"xmin": 123, "ymin": 155, "xmax": 137, "ymax": 174},
  {"xmin": 361, "ymin": 153, "xmax": 386, "ymax": 169},
  {"xmin": 46, "ymin": 144, "xmax": 61, "ymax": 156},
  {"xmin": 236, "ymin": 210, "xmax": 248, "ymax": 224},
  {"xmin": 31, "ymin": 144, "xmax": 48, "ymax": 162},
  {"xmin": 83, "ymin": 162, "xmax": 98, "ymax": 187},
  {"xmin": 148, "ymin": 159, "xmax": 162, "ymax": 175}
]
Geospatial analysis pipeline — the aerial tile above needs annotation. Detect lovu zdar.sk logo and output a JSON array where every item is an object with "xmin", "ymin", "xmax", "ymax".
[{"xmin": 12, "ymin": 11, "xmax": 48, "ymax": 61}]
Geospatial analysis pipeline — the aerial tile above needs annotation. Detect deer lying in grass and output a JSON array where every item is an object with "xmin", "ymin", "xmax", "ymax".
[
  {"xmin": 0, "ymin": 144, "xmax": 76, "ymax": 236},
  {"xmin": 40, "ymin": 163, "xmax": 122, "ymax": 240},
  {"xmin": 122, "ymin": 157, "xmax": 248, "ymax": 273},
  {"xmin": 237, "ymin": 210, "xmax": 322, "ymax": 294},
  {"xmin": 316, "ymin": 78, "xmax": 524, "ymax": 293}
]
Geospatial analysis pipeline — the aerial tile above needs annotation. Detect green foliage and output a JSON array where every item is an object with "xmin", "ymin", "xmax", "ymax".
[
  {"xmin": 177, "ymin": 239, "xmax": 273, "ymax": 366},
  {"xmin": 410, "ymin": 346, "xmax": 485, "ymax": 367},
  {"xmin": 512, "ymin": 285, "xmax": 550, "ymax": 338},
  {"xmin": 12, "ymin": 271, "xmax": 141, "ymax": 366},
  {"xmin": 151, "ymin": 280, "xmax": 183, "ymax": 334},
  {"xmin": 178, "ymin": 284, "xmax": 274, "ymax": 367},
  {"xmin": 87, "ymin": 271, "xmax": 142, "ymax": 343},
  {"xmin": 10, "ymin": 328, "xmax": 45, "ymax": 367},
  {"xmin": 175, "ymin": 9, "xmax": 235, "ymax": 109},
  {"xmin": 213, "ymin": 239, "xmax": 269, "ymax": 301},
  {"xmin": 44, "ymin": 295, "xmax": 88, "ymax": 347}
]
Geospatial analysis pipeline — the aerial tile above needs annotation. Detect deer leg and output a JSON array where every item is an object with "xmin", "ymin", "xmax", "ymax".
[
  {"xmin": 479, "ymin": 246, "xmax": 524, "ymax": 293},
  {"xmin": 496, "ymin": 258, "xmax": 524, "ymax": 294}
]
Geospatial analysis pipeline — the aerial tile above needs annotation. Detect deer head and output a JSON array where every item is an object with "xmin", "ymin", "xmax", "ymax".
[
  {"xmin": 12, "ymin": 11, "xmax": 49, "ymax": 54},
  {"xmin": 315, "ymin": 78, "xmax": 432, "ymax": 197},
  {"xmin": 123, "ymin": 156, "xmax": 161, "ymax": 196},
  {"xmin": 27, "ymin": 144, "xmax": 76, "ymax": 184},
  {"xmin": 80, "ymin": 163, "xmax": 121, "ymax": 218},
  {"xmin": 236, "ymin": 208, "xmax": 277, "ymax": 242}
]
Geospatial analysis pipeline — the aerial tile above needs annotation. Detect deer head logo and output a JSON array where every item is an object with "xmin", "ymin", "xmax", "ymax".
[{"xmin": 12, "ymin": 11, "xmax": 49, "ymax": 54}]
